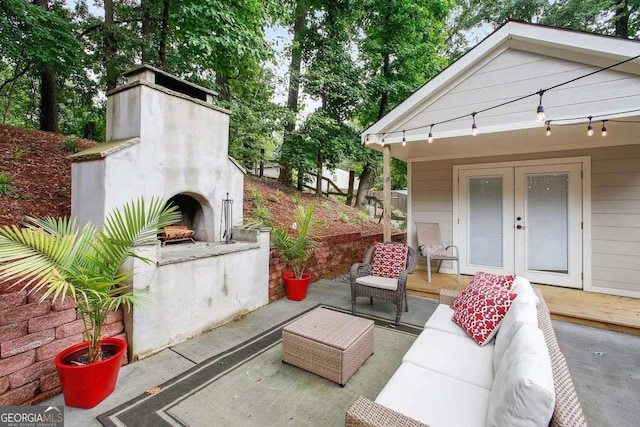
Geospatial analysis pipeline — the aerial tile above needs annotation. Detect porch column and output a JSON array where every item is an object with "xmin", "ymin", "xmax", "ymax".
[{"xmin": 383, "ymin": 144, "xmax": 391, "ymax": 241}]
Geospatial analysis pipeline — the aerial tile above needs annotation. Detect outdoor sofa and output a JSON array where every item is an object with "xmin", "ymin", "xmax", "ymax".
[{"xmin": 345, "ymin": 276, "xmax": 587, "ymax": 427}]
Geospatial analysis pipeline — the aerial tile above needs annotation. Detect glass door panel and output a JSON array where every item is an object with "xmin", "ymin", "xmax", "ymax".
[
  {"xmin": 468, "ymin": 177, "xmax": 503, "ymax": 267},
  {"xmin": 525, "ymin": 174, "xmax": 569, "ymax": 273},
  {"xmin": 458, "ymin": 168, "xmax": 514, "ymax": 276},
  {"xmin": 514, "ymin": 164, "xmax": 583, "ymax": 288}
]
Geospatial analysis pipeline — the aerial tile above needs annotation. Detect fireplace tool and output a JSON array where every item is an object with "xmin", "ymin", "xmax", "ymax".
[{"xmin": 220, "ymin": 193, "xmax": 234, "ymax": 244}]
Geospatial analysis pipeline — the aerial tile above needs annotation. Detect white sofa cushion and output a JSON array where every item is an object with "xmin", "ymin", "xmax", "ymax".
[
  {"xmin": 424, "ymin": 304, "xmax": 468, "ymax": 338},
  {"xmin": 403, "ymin": 328, "xmax": 495, "ymax": 390},
  {"xmin": 493, "ymin": 299, "xmax": 538, "ymax": 372},
  {"xmin": 355, "ymin": 275, "xmax": 398, "ymax": 290},
  {"xmin": 511, "ymin": 276, "xmax": 539, "ymax": 304},
  {"xmin": 377, "ymin": 361, "xmax": 490, "ymax": 427},
  {"xmin": 487, "ymin": 323, "xmax": 555, "ymax": 427}
]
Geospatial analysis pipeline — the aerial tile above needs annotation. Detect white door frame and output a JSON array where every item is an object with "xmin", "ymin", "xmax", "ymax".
[{"xmin": 453, "ymin": 156, "xmax": 592, "ymax": 289}]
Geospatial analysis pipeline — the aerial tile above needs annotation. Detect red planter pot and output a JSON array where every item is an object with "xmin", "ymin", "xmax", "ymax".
[
  {"xmin": 54, "ymin": 337, "xmax": 127, "ymax": 408},
  {"xmin": 283, "ymin": 272, "xmax": 311, "ymax": 301}
]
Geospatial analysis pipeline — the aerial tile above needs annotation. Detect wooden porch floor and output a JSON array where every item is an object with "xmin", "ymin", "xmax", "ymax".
[{"xmin": 407, "ymin": 270, "xmax": 640, "ymax": 336}]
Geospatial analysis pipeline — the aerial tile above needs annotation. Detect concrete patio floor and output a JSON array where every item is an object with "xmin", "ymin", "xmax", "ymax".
[{"xmin": 45, "ymin": 279, "xmax": 640, "ymax": 427}]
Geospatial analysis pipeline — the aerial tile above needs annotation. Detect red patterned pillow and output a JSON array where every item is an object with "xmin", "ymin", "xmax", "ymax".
[
  {"xmin": 452, "ymin": 282, "xmax": 516, "ymax": 346},
  {"xmin": 370, "ymin": 243, "xmax": 408, "ymax": 278},
  {"xmin": 450, "ymin": 271, "xmax": 515, "ymax": 311},
  {"xmin": 472, "ymin": 271, "xmax": 516, "ymax": 289}
]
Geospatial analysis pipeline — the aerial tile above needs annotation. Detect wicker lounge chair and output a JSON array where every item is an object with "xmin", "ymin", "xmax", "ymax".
[
  {"xmin": 350, "ymin": 243, "xmax": 417, "ymax": 326},
  {"xmin": 415, "ymin": 222, "xmax": 460, "ymax": 283}
]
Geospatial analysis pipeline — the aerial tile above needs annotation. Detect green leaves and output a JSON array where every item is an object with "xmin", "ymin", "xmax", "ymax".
[
  {"xmin": 271, "ymin": 201, "xmax": 318, "ymax": 278},
  {"xmin": 0, "ymin": 197, "xmax": 180, "ymax": 363}
]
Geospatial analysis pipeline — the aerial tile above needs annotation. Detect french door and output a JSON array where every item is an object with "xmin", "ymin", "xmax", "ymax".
[{"xmin": 457, "ymin": 162, "xmax": 583, "ymax": 288}]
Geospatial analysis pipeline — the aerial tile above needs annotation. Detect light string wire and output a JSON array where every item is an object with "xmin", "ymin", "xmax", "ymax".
[{"xmin": 365, "ymin": 52, "xmax": 640, "ymax": 143}]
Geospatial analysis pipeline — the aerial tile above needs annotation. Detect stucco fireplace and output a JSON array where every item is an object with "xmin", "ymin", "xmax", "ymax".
[{"xmin": 69, "ymin": 65, "xmax": 270, "ymax": 360}]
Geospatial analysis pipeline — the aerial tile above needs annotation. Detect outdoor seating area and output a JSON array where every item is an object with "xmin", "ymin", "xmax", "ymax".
[{"xmin": 346, "ymin": 276, "xmax": 586, "ymax": 427}]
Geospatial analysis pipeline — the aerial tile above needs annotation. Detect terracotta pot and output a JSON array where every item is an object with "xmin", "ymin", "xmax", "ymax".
[
  {"xmin": 54, "ymin": 337, "xmax": 127, "ymax": 408},
  {"xmin": 283, "ymin": 272, "xmax": 312, "ymax": 301}
]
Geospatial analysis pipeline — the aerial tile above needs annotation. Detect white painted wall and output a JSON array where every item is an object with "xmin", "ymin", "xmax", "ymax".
[{"xmin": 126, "ymin": 230, "xmax": 270, "ymax": 359}]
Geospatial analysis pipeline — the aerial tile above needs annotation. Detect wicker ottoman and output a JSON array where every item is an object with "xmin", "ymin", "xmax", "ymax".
[{"xmin": 282, "ymin": 307, "xmax": 374, "ymax": 385}]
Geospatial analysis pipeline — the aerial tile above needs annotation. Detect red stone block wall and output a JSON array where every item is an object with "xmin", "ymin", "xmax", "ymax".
[
  {"xmin": 269, "ymin": 231, "xmax": 407, "ymax": 301},
  {"xmin": 0, "ymin": 280, "xmax": 127, "ymax": 406}
]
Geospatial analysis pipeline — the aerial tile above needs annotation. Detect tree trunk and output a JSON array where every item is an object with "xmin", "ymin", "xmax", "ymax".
[
  {"xmin": 159, "ymin": 0, "xmax": 170, "ymax": 67},
  {"xmin": 614, "ymin": 0, "xmax": 629, "ymax": 37},
  {"xmin": 279, "ymin": 3, "xmax": 308, "ymax": 185},
  {"xmin": 104, "ymin": 0, "xmax": 118, "ymax": 91},
  {"xmin": 34, "ymin": 0, "xmax": 58, "ymax": 132},
  {"xmin": 141, "ymin": 0, "xmax": 152, "ymax": 64},
  {"xmin": 316, "ymin": 151, "xmax": 323, "ymax": 195},
  {"xmin": 354, "ymin": 163, "xmax": 372, "ymax": 207},
  {"xmin": 39, "ymin": 69, "xmax": 58, "ymax": 132},
  {"xmin": 215, "ymin": 73, "xmax": 231, "ymax": 102}
]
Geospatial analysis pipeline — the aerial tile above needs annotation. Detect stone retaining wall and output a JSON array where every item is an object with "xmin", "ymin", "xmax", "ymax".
[
  {"xmin": 269, "ymin": 231, "xmax": 407, "ymax": 301},
  {"xmin": 0, "ymin": 281, "xmax": 126, "ymax": 406}
]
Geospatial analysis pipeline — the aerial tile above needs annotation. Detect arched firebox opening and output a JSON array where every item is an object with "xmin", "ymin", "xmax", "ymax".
[{"xmin": 164, "ymin": 193, "xmax": 212, "ymax": 243}]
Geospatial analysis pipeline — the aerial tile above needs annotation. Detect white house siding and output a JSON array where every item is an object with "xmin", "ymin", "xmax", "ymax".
[
  {"xmin": 410, "ymin": 144, "xmax": 640, "ymax": 297},
  {"xmin": 398, "ymin": 48, "xmax": 640, "ymax": 144}
]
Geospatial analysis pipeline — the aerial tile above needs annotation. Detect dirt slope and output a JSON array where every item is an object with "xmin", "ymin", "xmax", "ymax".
[{"xmin": 0, "ymin": 124, "xmax": 386, "ymax": 236}]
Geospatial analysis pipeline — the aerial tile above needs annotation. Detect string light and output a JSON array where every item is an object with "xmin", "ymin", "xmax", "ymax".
[
  {"xmin": 536, "ymin": 90, "xmax": 545, "ymax": 122},
  {"xmin": 587, "ymin": 117, "xmax": 594, "ymax": 136},
  {"xmin": 601, "ymin": 120, "xmax": 608, "ymax": 137},
  {"xmin": 402, "ymin": 130, "xmax": 406, "ymax": 147},
  {"xmin": 381, "ymin": 135, "xmax": 386, "ymax": 147},
  {"xmin": 361, "ymin": 52, "xmax": 640, "ymax": 145},
  {"xmin": 471, "ymin": 113, "xmax": 478, "ymax": 136}
]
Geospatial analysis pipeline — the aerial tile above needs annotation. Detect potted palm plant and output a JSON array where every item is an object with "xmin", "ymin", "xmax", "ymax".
[
  {"xmin": 0, "ymin": 197, "xmax": 180, "ymax": 408},
  {"xmin": 271, "ymin": 201, "xmax": 319, "ymax": 301}
]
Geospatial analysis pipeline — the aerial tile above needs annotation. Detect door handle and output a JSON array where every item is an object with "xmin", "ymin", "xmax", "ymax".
[{"xmin": 516, "ymin": 225, "xmax": 526, "ymax": 229}]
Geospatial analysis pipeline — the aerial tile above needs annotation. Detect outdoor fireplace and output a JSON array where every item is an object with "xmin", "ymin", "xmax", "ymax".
[
  {"xmin": 163, "ymin": 193, "xmax": 210, "ymax": 244},
  {"xmin": 69, "ymin": 65, "xmax": 269, "ymax": 360}
]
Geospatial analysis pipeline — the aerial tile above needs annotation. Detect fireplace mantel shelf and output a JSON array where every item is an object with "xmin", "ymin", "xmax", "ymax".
[{"xmin": 158, "ymin": 241, "xmax": 260, "ymax": 266}]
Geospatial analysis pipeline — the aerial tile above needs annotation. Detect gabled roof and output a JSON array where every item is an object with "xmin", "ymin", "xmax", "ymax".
[{"xmin": 363, "ymin": 21, "xmax": 640, "ymax": 161}]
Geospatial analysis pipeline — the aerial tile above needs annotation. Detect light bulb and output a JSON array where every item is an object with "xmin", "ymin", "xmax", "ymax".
[
  {"xmin": 536, "ymin": 104, "xmax": 545, "ymax": 122},
  {"xmin": 601, "ymin": 122, "xmax": 607, "ymax": 137},
  {"xmin": 471, "ymin": 123, "xmax": 478, "ymax": 136},
  {"xmin": 587, "ymin": 118, "xmax": 594, "ymax": 137},
  {"xmin": 428, "ymin": 132, "xmax": 433, "ymax": 143},
  {"xmin": 546, "ymin": 125, "xmax": 551, "ymax": 136}
]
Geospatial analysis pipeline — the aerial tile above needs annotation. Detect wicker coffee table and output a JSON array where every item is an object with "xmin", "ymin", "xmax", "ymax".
[{"xmin": 282, "ymin": 307, "xmax": 374, "ymax": 385}]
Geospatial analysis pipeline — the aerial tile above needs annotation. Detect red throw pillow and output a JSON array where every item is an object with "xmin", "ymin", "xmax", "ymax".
[
  {"xmin": 472, "ymin": 271, "xmax": 516, "ymax": 289},
  {"xmin": 370, "ymin": 242, "xmax": 408, "ymax": 278},
  {"xmin": 452, "ymin": 282, "xmax": 517, "ymax": 346},
  {"xmin": 451, "ymin": 271, "xmax": 515, "ymax": 310}
]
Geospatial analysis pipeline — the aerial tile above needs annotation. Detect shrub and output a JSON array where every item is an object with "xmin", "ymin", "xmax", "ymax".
[
  {"xmin": 0, "ymin": 173, "xmax": 15, "ymax": 196},
  {"xmin": 61, "ymin": 138, "xmax": 80, "ymax": 153},
  {"xmin": 11, "ymin": 146, "xmax": 27, "ymax": 162}
]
